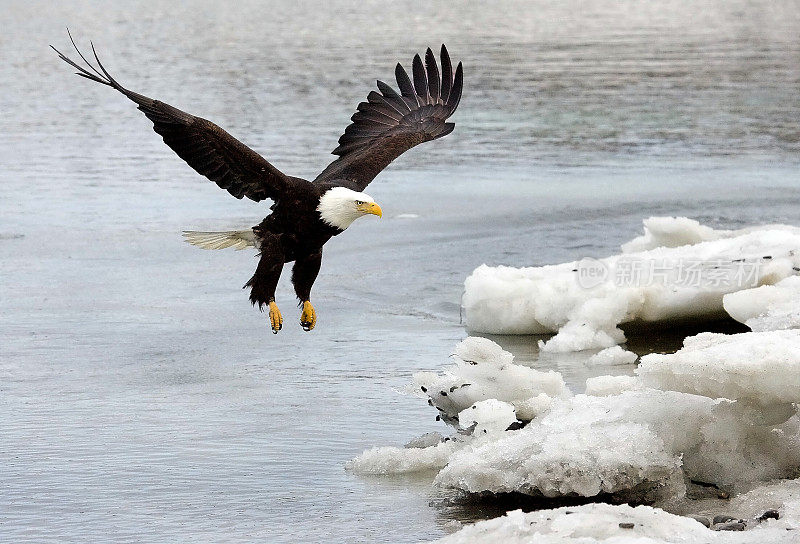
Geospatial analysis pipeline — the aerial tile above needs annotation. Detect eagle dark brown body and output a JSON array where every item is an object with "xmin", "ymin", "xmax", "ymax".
[{"xmin": 52, "ymin": 33, "xmax": 462, "ymax": 333}]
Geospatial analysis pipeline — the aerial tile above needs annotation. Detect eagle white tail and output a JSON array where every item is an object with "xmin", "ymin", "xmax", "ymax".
[{"xmin": 182, "ymin": 230, "xmax": 257, "ymax": 250}]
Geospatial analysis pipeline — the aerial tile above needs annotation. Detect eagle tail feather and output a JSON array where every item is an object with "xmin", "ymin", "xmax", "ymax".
[{"xmin": 182, "ymin": 230, "xmax": 257, "ymax": 250}]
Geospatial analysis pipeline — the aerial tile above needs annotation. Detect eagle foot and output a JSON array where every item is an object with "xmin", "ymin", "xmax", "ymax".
[
  {"xmin": 300, "ymin": 300, "xmax": 317, "ymax": 331},
  {"xmin": 268, "ymin": 301, "xmax": 283, "ymax": 334}
]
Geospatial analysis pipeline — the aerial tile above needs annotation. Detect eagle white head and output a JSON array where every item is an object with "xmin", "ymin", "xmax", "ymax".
[{"xmin": 317, "ymin": 187, "xmax": 383, "ymax": 230}]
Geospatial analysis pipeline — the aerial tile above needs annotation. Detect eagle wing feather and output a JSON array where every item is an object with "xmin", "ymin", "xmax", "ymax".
[
  {"xmin": 314, "ymin": 45, "xmax": 462, "ymax": 191},
  {"xmin": 52, "ymin": 32, "xmax": 293, "ymax": 203}
]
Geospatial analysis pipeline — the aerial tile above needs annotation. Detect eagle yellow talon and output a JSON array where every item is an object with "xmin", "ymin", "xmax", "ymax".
[
  {"xmin": 268, "ymin": 301, "xmax": 283, "ymax": 333},
  {"xmin": 300, "ymin": 300, "xmax": 317, "ymax": 331}
]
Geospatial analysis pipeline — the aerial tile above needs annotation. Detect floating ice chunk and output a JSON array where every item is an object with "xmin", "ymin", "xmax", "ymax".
[
  {"xmin": 621, "ymin": 216, "xmax": 725, "ymax": 253},
  {"xmin": 352, "ymin": 330, "xmax": 800, "ymax": 498},
  {"xmin": 453, "ymin": 336, "xmax": 514, "ymax": 365},
  {"xmin": 536, "ymin": 304, "xmax": 628, "ymax": 353},
  {"xmin": 435, "ymin": 390, "xmax": 800, "ymax": 494},
  {"xmin": 435, "ymin": 423, "xmax": 682, "ymax": 500},
  {"xmin": 431, "ymin": 504, "xmax": 705, "ymax": 544},
  {"xmin": 412, "ymin": 337, "xmax": 569, "ymax": 425},
  {"xmin": 430, "ymin": 502, "xmax": 796, "ymax": 544},
  {"xmin": 345, "ymin": 439, "xmax": 460, "ymax": 475},
  {"xmin": 463, "ymin": 218, "xmax": 800, "ymax": 350},
  {"xmin": 405, "ymin": 432, "xmax": 445, "ymax": 449},
  {"xmin": 585, "ymin": 375, "xmax": 640, "ymax": 396},
  {"xmin": 458, "ymin": 399, "xmax": 517, "ymax": 435},
  {"xmin": 587, "ymin": 345, "xmax": 639, "ymax": 366},
  {"xmin": 436, "ymin": 394, "xmax": 684, "ymax": 500},
  {"xmin": 724, "ymin": 276, "xmax": 800, "ymax": 332},
  {"xmin": 637, "ymin": 330, "xmax": 800, "ymax": 408},
  {"xmin": 462, "ymin": 264, "xmax": 642, "ymax": 343}
]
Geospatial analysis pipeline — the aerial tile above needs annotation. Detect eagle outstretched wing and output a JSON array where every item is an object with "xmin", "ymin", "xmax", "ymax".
[
  {"xmin": 314, "ymin": 45, "xmax": 462, "ymax": 190},
  {"xmin": 51, "ymin": 33, "xmax": 292, "ymax": 203}
]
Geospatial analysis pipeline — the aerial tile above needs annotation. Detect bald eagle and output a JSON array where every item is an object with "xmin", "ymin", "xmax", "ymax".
[{"xmin": 52, "ymin": 35, "xmax": 462, "ymax": 333}]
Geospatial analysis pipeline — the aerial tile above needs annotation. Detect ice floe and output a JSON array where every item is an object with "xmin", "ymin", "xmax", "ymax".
[
  {"xmin": 463, "ymin": 217, "xmax": 800, "ymax": 351},
  {"xmin": 352, "ymin": 217, "xmax": 800, "ymax": 542},
  {"xmin": 346, "ymin": 439, "xmax": 460, "ymax": 475},
  {"xmin": 637, "ymin": 330, "xmax": 800, "ymax": 411},
  {"xmin": 430, "ymin": 501, "xmax": 800, "ymax": 543},
  {"xmin": 585, "ymin": 345, "xmax": 638, "ymax": 366},
  {"xmin": 349, "ymin": 333, "xmax": 800, "ymax": 494},
  {"xmin": 620, "ymin": 216, "xmax": 726, "ymax": 253},
  {"xmin": 584, "ymin": 374, "xmax": 640, "ymax": 396},
  {"xmin": 435, "ymin": 394, "xmax": 684, "ymax": 501},
  {"xmin": 434, "ymin": 389, "xmax": 800, "ymax": 494},
  {"xmin": 431, "ymin": 479, "xmax": 800, "ymax": 542},
  {"xmin": 724, "ymin": 276, "xmax": 800, "ymax": 332},
  {"xmin": 411, "ymin": 337, "xmax": 569, "ymax": 426}
]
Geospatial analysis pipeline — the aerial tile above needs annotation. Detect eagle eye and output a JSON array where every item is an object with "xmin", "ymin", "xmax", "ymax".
[{"xmin": 355, "ymin": 200, "xmax": 364, "ymax": 205}]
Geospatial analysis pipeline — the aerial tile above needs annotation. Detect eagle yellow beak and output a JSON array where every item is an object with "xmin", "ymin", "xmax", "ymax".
[{"xmin": 359, "ymin": 201, "xmax": 383, "ymax": 218}]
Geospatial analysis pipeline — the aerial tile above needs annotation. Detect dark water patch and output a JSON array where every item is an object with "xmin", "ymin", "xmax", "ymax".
[
  {"xmin": 621, "ymin": 316, "xmax": 751, "ymax": 356},
  {"xmin": 433, "ymin": 488, "xmax": 660, "ymax": 526}
]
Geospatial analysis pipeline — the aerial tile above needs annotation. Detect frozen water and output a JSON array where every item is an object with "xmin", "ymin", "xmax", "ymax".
[
  {"xmin": 431, "ymin": 502, "xmax": 800, "ymax": 543},
  {"xmin": 412, "ymin": 337, "xmax": 569, "ymax": 425},
  {"xmin": 432, "ymin": 504, "xmax": 711, "ymax": 544},
  {"xmin": 436, "ymin": 408, "xmax": 683, "ymax": 500},
  {"xmin": 724, "ymin": 276, "xmax": 800, "ymax": 332},
  {"xmin": 463, "ymin": 218, "xmax": 800, "ymax": 351},
  {"xmin": 405, "ymin": 432, "xmax": 446, "ymax": 449},
  {"xmin": 621, "ymin": 216, "xmax": 726, "ymax": 252},
  {"xmin": 637, "ymin": 330, "xmax": 800, "ymax": 409},
  {"xmin": 435, "ymin": 478, "xmax": 800, "ymax": 543},
  {"xmin": 586, "ymin": 345, "xmax": 639, "ymax": 366},
  {"xmin": 457, "ymin": 399, "xmax": 519, "ymax": 435},
  {"xmin": 345, "ymin": 440, "xmax": 461, "ymax": 475},
  {"xmin": 434, "ymin": 388, "xmax": 800, "ymax": 497},
  {"xmin": 584, "ymin": 374, "xmax": 640, "ymax": 396},
  {"xmin": 355, "ymin": 334, "xmax": 800, "ymax": 499}
]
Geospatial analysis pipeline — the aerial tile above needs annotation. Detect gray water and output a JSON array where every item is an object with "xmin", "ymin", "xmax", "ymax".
[{"xmin": 2, "ymin": 1, "xmax": 799, "ymax": 542}]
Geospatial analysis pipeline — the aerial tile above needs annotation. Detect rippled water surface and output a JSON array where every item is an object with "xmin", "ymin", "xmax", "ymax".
[{"xmin": 2, "ymin": 1, "xmax": 799, "ymax": 542}]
